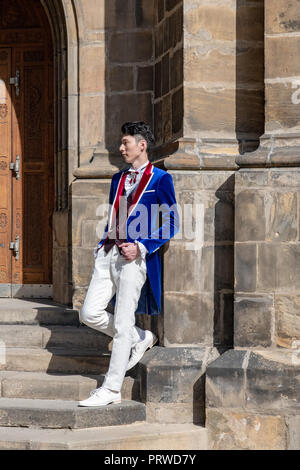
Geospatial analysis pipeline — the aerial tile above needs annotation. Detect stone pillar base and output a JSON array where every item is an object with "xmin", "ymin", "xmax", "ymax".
[
  {"xmin": 137, "ymin": 346, "xmax": 219, "ymax": 425},
  {"xmin": 206, "ymin": 349, "xmax": 300, "ymax": 450}
]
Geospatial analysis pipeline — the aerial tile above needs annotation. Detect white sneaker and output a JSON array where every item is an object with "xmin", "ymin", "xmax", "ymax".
[
  {"xmin": 78, "ymin": 387, "xmax": 121, "ymax": 407},
  {"xmin": 126, "ymin": 330, "xmax": 158, "ymax": 371}
]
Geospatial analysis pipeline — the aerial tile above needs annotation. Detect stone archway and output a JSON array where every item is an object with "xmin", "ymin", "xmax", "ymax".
[{"xmin": 40, "ymin": 0, "xmax": 79, "ymax": 305}]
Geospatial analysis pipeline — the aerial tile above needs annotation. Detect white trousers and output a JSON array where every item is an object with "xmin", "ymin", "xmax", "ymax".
[{"xmin": 80, "ymin": 244, "xmax": 147, "ymax": 392}]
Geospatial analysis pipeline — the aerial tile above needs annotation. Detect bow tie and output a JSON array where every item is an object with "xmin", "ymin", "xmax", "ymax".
[{"xmin": 126, "ymin": 169, "xmax": 139, "ymax": 185}]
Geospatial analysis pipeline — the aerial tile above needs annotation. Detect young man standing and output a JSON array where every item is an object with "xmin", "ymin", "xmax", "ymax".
[{"xmin": 79, "ymin": 121, "xmax": 179, "ymax": 407}]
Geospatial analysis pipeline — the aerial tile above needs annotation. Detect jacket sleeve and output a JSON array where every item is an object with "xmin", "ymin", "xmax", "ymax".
[{"xmin": 138, "ymin": 172, "xmax": 180, "ymax": 255}]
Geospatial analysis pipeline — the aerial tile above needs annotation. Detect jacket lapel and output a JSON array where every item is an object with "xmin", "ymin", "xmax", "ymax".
[
  {"xmin": 108, "ymin": 170, "xmax": 127, "ymax": 231},
  {"xmin": 128, "ymin": 161, "xmax": 154, "ymax": 218}
]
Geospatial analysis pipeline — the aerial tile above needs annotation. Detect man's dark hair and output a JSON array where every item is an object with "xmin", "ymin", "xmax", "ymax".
[{"xmin": 121, "ymin": 121, "xmax": 155, "ymax": 154}]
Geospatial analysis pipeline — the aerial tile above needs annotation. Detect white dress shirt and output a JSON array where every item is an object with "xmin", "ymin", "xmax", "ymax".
[{"xmin": 125, "ymin": 161, "xmax": 149, "ymax": 259}]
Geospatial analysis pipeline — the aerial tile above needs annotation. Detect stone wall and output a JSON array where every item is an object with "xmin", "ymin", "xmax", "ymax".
[
  {"xmin": 105, "ymin": 0, "xmax": 155, "ymax": 153},
  {"xmin": 47, "ymin": 0, "xmax": 300, "ymax": 445},
  {"xmin": 154, "ymin": 0, "xmax": 183, "ymax": 146},
  {"xmin": 205, "ymin": 0, "xmax": 300, "ymax": 450},
  {"xmin": 235, "ymin": 168, "xmax": 300, "ymax": 349}
]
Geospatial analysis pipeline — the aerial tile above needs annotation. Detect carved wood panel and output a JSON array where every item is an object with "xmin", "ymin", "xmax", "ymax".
[
  {"xmin": 0, "ymin": 0, "xmax": 54, "ymax": 287},
  {"xmin": 0, "ymin": 47, "xmax": 11, "ymax": 283}
]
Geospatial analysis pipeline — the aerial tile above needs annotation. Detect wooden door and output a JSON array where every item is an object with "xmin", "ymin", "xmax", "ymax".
[{"xmin": 0, "ymin": 1, "xmax": 54, "ymax": 294}]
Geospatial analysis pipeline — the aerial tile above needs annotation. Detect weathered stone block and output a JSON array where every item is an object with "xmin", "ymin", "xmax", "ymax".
[
  {"xmin": 80, "ymin": 0, "xmax": 105, "ymax": 30},
  {"xmin": 214, "ymin": 245, "xmax": 234, "ymax": 291},
  {"xmin": 72, "ymin": 248, "xmax": 94, "ymax": 287},
  {"xmin": 185, "ymin": 88, "xmax": 264, "ymax": 136},
  {"xmin": 287, "ymin": 415, "xmax": 300, "ymax": 450},
  {"xmin": 162, "ymin": 52, "xmax": 170, "ymax": 96},
  {"xmin": 234, "ymin": 296, "xmax": 273, "ymax": 347},
  {"xmin": 235, "ymin": 190, "xmax": 265, "ymax": 241},
  {"xmin": 110, "ymin": 32, "xmax": 153, "ymax": 63},
  {"xmin": 207, "ymin": 408, "xmax": 287, "ymax": 450},
  {"xmin": 110, "ymin": 66, "xmax": 134, "ymax": 92},
  {"xmin": 234, "ymin": 244, "xmax": 257, "ymax": 292},
  {"xmin": 146, "ymin": 402, "xmax": 203, "ymax": 425},
  {"xmin": 171, "ymin": 48, "xmax": 183, "ymax": 89},
  {"xmin": 72, "ymin": 198, "xmax": 101, "ymax": 246},
  {"xmin": 163, "ymin": 292, "xmax": 214, "ymax": 345},
  {"xmin": 206, "ymin": 349, "xmax": 247, "ymax": 408},
  {"xmin": 265, "ymin": 82, "xmax": 300, "ymax": 132},
  {"xmin": 106, "ymin": 0, "xmax": 136, "ymax": 29},
  {"xmin": 172, "ymin": 171, "xmax": 203, "ymax": 191},
  {"xmin": 106, "ymin": 94, "xmax": 152, "ymax": 149},
  {"xmin": 185, "ymin": 47, "xmax": 263, "ymax": 86},
  {"xmin": 155, "ymin": 22, "xmax": 164, "ymax": 57},
  {"xmin": 269, "ymin": 169, "xmax": 300, "ymax": 188},
  {"xmin": 53, "ymin": 210, "xmax": 69, "ymax": 248},
  {"xmin": 236, "ymin": 169, "xmax": 268, "ymax": 188},
  {"xmin": 71, "ymin": 180, "xmax": 111, "ymax": 198},
  {"xmin": 162, "ymin": 94, "xmax": 172, "ymax": 142},
  {"xmin": 184, "ymin": 3, "xmax": 235, "ymax": 41},
  {"xmin": 236, "ymin": 4, "xmax": 264, "ymax": 42},
  {"xmin": 163, "ymin": 243, "xmax": 203, "ymax": 292},
  {"xmin": 137, "ymin": 66, "xmax": 153, "ymax": 91},
  {"xmin": 154, "ymin": 60, "xmax": 162, "ymax": 98},
  {"xmin": 213, "ymin": 291, "xmax": 234, "ymax": 348},
  {"xmin": 80, "ymin": 46, "xmax": 105, "ymax": 93},
  {"xmin": 154, "ymin": 100, "xmax": 162, "ymax": 143},
  {"xmin": 166, "ymin": 0, "xmax": 181, "ymax": 12},
  {"xmin": 258, "ymin": 244, "xmax": 300, "ymax": 291},
  {"xmin": 274, "ymin": 295, "xmax": 300, "ymax": 348},
  {"xmin": 79, "ymin": 95, "xmax": 104, "ymax": 148},
  {"xmin": 266, "ymin": 192, "xmax": 297, "ymax": 241},
  {"xmin": 266, "ymin": 36, "xmax": 300, "ymax": 78},
  {"xmin": 135, "ymin": 0, "xmax": 155, "ymax": 27},
  {"xmin": 156, "ymin": 0, "xmax": 165, "ymax": 23},
  {"xmin": 265, "ymin": 0, "xmax": 300, "ymax": 34},
  {"xmin": 172, "ymin": 86, "xmax": 183, "ymax": 134},
  {"xmin": 81, "ymin": 220, "xmax": 99, "ymax": 247},
  {"xmin": 53, "ymin": 247, "xmax": 71, "ymax": 305},
  {"xmin": 214, "ymin": 193, "xmax": 234, "ymax": 243},
  {"xmin": 246, "ymin": 351, "xmax": 300, "ymax": 412},
  {"xmin": 139, "ymin": 347, "xmax": 205, "ymax": 400},
  {"xmin": 168, "ymin": 7, "xmax": 183, "ymax": 48}
]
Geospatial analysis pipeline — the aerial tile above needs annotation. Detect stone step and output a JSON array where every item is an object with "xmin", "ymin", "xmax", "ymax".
[
  {"xmin": 0, "ymin": 422, "xmax": 208, "ymax": 450},
  {"xmin": 0, "ymin": 371, "xmax": 139, "ymax": 402},
  {"xmin": 0, "ymin": 397, "xmax": 146, "ymax": 429},
  {"xmin": 0, "ymin": 347, "xmax": 111, "ymax": 374},
  {"xmin": 0, "ymin": 324, "xmax": 111, "ymax": 350},
  {"xmin": 0, "ymin": 298, "xmax": 79, "ymax": 326}
]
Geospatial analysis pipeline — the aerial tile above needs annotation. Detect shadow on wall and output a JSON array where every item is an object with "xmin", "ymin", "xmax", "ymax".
[
  {"xmin": 103, "ymin": 0, "xmax": 184, "ymax": 164},
  {"xmin": 213, "ymin": 1, "xmax": 265, "ymax": 351},
  {"xmin": 213, "ymin": 175, "xmax": 235, "ymax": 352},
  {"xmin": 236, "ymin": 0, "xmax": 265, "ymax": 154},
  {"xmin": 104, "ymin": 0, "xmax": 154, "ymax": 167}
]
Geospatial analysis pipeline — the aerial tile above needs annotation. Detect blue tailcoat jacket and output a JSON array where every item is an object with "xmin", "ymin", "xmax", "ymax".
[{"xmin": 96, "ymin": 161, "xmax": 180, "ymax": 315}]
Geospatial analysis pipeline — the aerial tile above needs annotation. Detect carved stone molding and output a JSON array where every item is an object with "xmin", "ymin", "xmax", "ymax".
[
  {"xmin": 236, "ymin": 134, "xmax": 300, "ymax": 168},
  {"xmin": 73, "ymin": 150, "xmax": 124, "ymax": 179}
]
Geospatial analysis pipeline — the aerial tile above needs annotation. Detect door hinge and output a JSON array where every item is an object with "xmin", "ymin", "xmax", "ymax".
[
  {"xmin": 9, "ymin": 235, "xmax": 20, "ymax": 260},
  {"xmin": 10, "ymin": 70, "xmax": 20, "ymax": 96},
  {"xmin": 9, "ymin": 155, "xmax": 20, "ymax": 180}
]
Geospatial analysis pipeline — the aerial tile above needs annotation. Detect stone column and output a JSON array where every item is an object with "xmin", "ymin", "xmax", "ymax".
[
  {"xmin": 206, "ymin": 0, "xmax": 300, "ymax": 450},
  {"xmin": 140, "ymin": 0, "xmax": 264, "ymax": 424},
  {"xmin": 71, "ymin": 0, "xmax": 155, "ymax": 311}
]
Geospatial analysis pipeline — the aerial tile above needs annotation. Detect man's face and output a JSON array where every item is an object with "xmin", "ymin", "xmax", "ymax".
[{"xmin": 119, "ymin": 134, "xmax": 146, "ymax": 165}]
